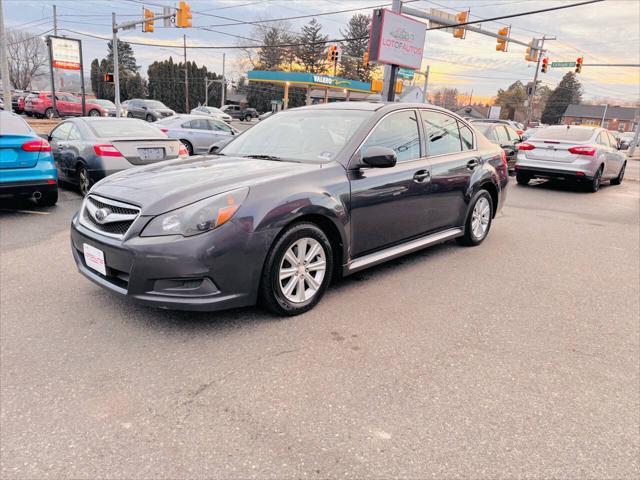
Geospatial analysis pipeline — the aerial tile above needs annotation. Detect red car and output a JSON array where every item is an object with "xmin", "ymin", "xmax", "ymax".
[{"xmin": 25, "ymin": 92, "xmax": 106, "ymax": 119}]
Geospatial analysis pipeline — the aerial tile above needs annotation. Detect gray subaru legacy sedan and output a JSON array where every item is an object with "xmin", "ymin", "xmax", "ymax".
[{"xmin": 70, "ymin": 102, "xmax": 508, "ymax": 316}]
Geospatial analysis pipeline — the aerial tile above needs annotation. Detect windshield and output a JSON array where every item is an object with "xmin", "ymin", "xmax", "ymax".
[
  {"xmin": 145, "ymin": 100, "xmax": 169, "ymax": 110},
  {"xmin": 221, "ymin": 109, "xmax": 372, "ymax": 163},
  {"xmin": 87, "ymin": 119, "xmax": 167, "ymax": 138},
  {"xmin": 474, "ymin": 124, "xmax": 493, "ymax": 137},
  {"xmin": 206, "ymin": 107, "xmax": 224, "ymax": 114}
]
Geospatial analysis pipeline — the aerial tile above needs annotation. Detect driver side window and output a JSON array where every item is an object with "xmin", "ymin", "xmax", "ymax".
[{"xmin": 360, "ymin": 110, "xmax": 421, "ymax": 163}]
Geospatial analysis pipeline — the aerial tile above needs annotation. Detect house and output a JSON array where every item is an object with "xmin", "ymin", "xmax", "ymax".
[
  {"xmin": 562, "ymin": 104, "xmax": 639, "ymax": 132},
  {"xmin": 454, "ymin": 105, "xmax": 490, "ymax": 119}
]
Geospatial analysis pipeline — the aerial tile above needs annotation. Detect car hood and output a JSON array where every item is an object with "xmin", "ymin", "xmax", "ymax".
[{"xmin": 91, "ymin": 155, "xmax": 321, "ymax": 215}]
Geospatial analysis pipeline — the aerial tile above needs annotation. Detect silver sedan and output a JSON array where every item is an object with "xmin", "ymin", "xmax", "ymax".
[
  {"xmin": 155, "ymin": 114, "xmax": 239, "ymax": 156},
  {"xmin": 190, "ymin": 106, "xmax": 233, "ymax": 123}
]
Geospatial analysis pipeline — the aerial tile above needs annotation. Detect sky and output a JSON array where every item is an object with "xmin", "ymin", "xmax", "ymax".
[{"xmin": 4, "ymin": 0, "xmax": 640, "ymax": 104}]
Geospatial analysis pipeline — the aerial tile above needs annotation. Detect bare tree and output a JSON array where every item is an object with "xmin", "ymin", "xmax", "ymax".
[{"xmin": 6, "ymin": 29, "xmax": 47, "ymax": 90}]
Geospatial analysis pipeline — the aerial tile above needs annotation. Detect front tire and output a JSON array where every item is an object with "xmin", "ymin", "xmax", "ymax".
[
  {"xmin": 127, "ymin": 112, "xmax": 134, "ymax": 118},
  {"xmin": 244, "ymin": 114, "xmax": 252, "ymax": 122},
  {"xmin": 610, "ymin": 161, "xmax": 626, "ymax": 185},
  {"xmin": 88, "ymin": 109, "xmax": 100, "ymax": 117},
  {"xmin": 260, "ymin": 223, "xmax": 333, "ymax": 316},
  {"xmin": 45, "ymin": 108, "xmax": 55, "ymax": 119},
  {"xmin": 457, "ymin": 190, "xmax": 493, "ymax": 247},
  {"xmin": 145, "ymin": 114, "xmax": 154, "ymax": 122}
]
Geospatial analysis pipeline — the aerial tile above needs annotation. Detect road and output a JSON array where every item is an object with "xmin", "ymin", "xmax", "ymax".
[{"xmin": 1, "ymin": 174, "xmax": 639, "ymax": 478}]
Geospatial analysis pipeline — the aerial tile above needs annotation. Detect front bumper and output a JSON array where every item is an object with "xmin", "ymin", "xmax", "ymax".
[{"xmin": 70, "ymin": 213, "xmax": 272, "ymax": 311}]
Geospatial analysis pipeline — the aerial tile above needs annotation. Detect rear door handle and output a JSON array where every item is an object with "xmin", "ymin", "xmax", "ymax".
[
  {"xmin": 413, "ymin": 170, "xmax": 431, "ymax": 183},
  {"xmin": 467, "ymin": 159, "xmax": 480, "ymax": 170}
]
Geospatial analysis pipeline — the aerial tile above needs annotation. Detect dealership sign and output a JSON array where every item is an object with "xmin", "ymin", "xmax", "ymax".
[
  {"xmin": 368, "ymin": 9, "xmax": 426, "ymax": 70},
  {"xmin": 50, "ymin": 37, "xmax": 81, "ymax": 70}
]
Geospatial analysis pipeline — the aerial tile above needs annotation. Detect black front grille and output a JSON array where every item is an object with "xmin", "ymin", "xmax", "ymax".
[
  {"xmin": 88, "ymin": 196, "xmax": 138, "ymax": 215},
  {"xmin": 84, "ymin": 212, "xmax": 134, "ymax": 235}
]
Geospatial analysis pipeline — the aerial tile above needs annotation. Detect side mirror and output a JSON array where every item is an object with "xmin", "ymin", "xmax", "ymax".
[{"xmin": 361, "ymin": 146, "xmax": 397, "ymax": 168}]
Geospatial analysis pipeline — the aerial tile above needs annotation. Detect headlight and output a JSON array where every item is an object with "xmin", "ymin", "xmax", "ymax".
[{"xmin": 140, "ymin": 187, "xmax": 249, "ymax": 237}]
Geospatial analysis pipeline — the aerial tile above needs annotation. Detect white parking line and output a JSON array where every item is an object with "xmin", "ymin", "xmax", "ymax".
[{"xmin": 0, "ymin": 209, "xmax": 51, "ymax": 215}]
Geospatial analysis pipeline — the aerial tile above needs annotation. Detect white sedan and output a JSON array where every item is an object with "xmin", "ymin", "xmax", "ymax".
[{"xmin": 190, "ymin": 106, "xmax": 232, "ymax": 123}]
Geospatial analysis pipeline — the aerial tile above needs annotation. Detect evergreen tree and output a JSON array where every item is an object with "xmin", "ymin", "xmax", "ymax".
[
  {"xmin": 256, "ymin": 26, "xmax": 293, "ymax": 70},
  {"xmin": 541, "ymin": 72, "xmax": 583, "ymax": 124},
  {"xmin": 295, "ymin": 19, "xmax": 328, "ymax": 74},
  {"xmin": 494, "ymin": 81, "xmax": 527, "ymax": 119},
  {"xmin": 106, "ymin": 39, "xmax": 139, "ymax": 74},
  {"xmin": 339, "ymin": 14, "xmax": 375, "ymax": 81},
  {"xmin": 90, "ymin": 59, "xmax": 100, "ymax": 97}
]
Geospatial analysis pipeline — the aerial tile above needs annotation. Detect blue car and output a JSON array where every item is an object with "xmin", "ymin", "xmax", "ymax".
[{"xmin": 0, "ymin": 111, "xmax": 58, "ymax": 205}]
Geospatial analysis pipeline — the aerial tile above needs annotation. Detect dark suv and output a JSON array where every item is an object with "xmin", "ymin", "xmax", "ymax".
[
  {"xmin": 221, "ymin": 104, "xmax": 258, "ymax": 121},
  {"xmin": 124, "ymin": 99, "xmax": 175, "ymax": 122},
  {"xmin": 71, "ymin": 103, "xmax": 508, "ymax": 316}
]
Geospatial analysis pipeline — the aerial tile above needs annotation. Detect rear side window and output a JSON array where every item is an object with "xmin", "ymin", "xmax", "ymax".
[
  {"xmin": 361, "ymin": 110, "xmax": 421, "ymax": 162},
  {"xmin": 495, "ymin": 126, "xmax": 510, "ymax": 143},
  {"xmin": 67, "ymin": 125, "xmax": 83, "ymax": 141},
  {"xmin": 50, "ymin": 123, "xmax": 72, "ymax": 141},
  {"xmin": 459, "ymin": 123, "xmax": 474, "ymax": 150},
  {"xmin": 0, "ymin": 113, "xmax": 32, "ymax": 134},
  {"xmin": 421, "ymin": 110, "xmax": 463, "ymax": 156},
  {"xmin": 534, "ymin": 127, "xmax": 594, "ymax": 142}
]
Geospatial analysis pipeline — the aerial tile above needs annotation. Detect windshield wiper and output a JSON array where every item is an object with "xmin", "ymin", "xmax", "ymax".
[{"xmin": 242, "ymin": 154, "xmax": 283, "ymax": 161}]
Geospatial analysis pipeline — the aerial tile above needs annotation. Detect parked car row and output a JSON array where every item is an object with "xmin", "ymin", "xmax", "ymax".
[{"xmin": 22, "ymin": 92, "xmax": 116, "ymax": 119}]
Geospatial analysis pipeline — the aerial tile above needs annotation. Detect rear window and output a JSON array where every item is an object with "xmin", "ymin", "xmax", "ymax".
[
  {"xmin": 532, "ymin": 127, "xmax": 594, "ymax": 142},
  {"xmin": 86, "ymin": 119, "xmax": 166, "ymax": 138},
  {"xmin": 0, "ymin": 112, "xmax": 32, "ymax": 134}
]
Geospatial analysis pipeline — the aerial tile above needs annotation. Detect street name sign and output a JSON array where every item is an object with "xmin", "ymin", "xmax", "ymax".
[{"xmin": 551, "ymin": 61, "xmax": 576, "ymax": 68}]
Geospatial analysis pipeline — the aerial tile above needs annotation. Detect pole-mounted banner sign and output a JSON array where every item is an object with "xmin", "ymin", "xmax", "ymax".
[
  {"xmin": 368, "ymin": 9, "xmax": 426, "ymax": 70},
  {"xmin": 50, "ymin": 37, "xmax": 81, "ymax": 70}
]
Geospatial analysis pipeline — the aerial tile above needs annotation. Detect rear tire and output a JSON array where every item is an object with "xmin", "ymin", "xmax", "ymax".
[
  {"xmin": 38, "ymin": 189, "xmax": 58, "ymax": 206},
  {"xmin": 259, "ymin": 223, "xmax": 333, "ymax": 316},
  {"xmin": 610, "ymin": 161, "xmax": 626, "ymax": 185},
  {"xmin": 180, "ymin": 140, "xmax": 194, "ymax": 156},
  {"xmin": 456, "ymin": 190, "xmax": 493, "ymax": 247},
  {"xmin": 516, "ymin": 173, "xmax": 530, "ymax": 185},
  {"xmin": 127, "ymin": 112, "xmax": 133, "ymax": 118},
  {"xmin": 587, "ymin": 165, "xmax": 603, "ymax": 193},
  {"xmin": 78, "ymin": 166, "xmax": 91, "ymax": 197},
  {"xmin": 244, "ymin": 114, "xmax": 252, "ymax": 122}
]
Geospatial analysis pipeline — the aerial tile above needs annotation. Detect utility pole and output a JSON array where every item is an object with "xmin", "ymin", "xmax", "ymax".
[
  {"xmin": 220, "ymin": 53, "xmax": 226, "ymax": 108},
  {"xmin": 0, "ymin": 0, "xmax": 12, "ymax": 113},
  {"xmin": 421, "ymin": 65, "xmax": 430, "ymax": 103},
  {"xmin": 205, "ymin": 77, "xmax": 213, "ymax": 106},
  {"xmin": 112, "ymin": 12, "xmax": 121, "ymax": 117},
  {"xmin": 183, "ymin": 34, "xmax": 189, "ymax": 112},
  {"xmin": 525, "ymin": 36, "xmax": 555, "ymax": 127},
  {"xmin": 600, "ymin": 103, "xmax": 608, "ymax": 127},
  {"xmin": 382, "ymin": 0, "xmax": 402, "ymax": 102},
  {"xmin": 53, "ymin": 4, "xmax": 58, "ymax": 36}
]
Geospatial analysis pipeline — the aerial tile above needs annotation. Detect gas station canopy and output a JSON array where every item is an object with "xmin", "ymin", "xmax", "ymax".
[{"xmin": 247, "ymin": 70, "xmax": 373, "ymax": 94}]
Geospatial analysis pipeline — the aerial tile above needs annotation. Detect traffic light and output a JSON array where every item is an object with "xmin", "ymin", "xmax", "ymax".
[
  {"xmin": 363, "ymin": 51, "xmax": 369, "ymax": 67},
  {"xmin": 371, "ymin": 78, "xmax": 383, "ymax": 93},
  {"xmin": 453, "ymin": 11, "xmax": 469, "ymax": 39},
  {"xmin": 143, "ymin": 8, "xmax": 154, "ymax": 33},
  {"xmin": 525, "ymin": 39, "xmax": 540, "ymax": 62},
  {"xmin": 104, "ymin": 73, "xmax": 114, "ymax": 83},
  {"xmin": 496, "ymin": 27, "xmax": 509, "ymax": 52},
  {"xmin": 327, "ymin": 45, "xmax": 338, "ymax": 62},
  {"xmin": 541, "ymin": 57, "xmax": 549, "ymax": 73},
  {"xmin": 575, "ymin": 57, "xmax": 583, "ymax": 73},
  {"xmin": 176, "ymin": 1, "xmax": 192, "ymax": 28},
  {"xmin": 395, "ymin": 80, "xmax": 403, "ymax": 94}
]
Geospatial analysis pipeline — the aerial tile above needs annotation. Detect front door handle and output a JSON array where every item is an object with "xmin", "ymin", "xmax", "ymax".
[
  {"xmin": 413, "ymin": 170, "xmax": 431, "ymax": 183},
  {"xmin": 467, "ymin": 159, "xmax": 480, "ymax": 170}
]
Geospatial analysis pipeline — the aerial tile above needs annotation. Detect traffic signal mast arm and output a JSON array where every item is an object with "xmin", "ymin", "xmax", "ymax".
[{"xmin": 113, "ymin": 11, "xmax": 174, "ymax": 32}]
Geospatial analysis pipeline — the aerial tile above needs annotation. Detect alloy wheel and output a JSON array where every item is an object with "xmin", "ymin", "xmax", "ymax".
[
  {"xmin": 471, "ymin": 197, "xmax": 491, "ymax": 240},
  {"xmin": 278, "ymin": 238, "xmax": 326, "ymax": 303},
  {"xmin": 78, "ymin": 167, "xmax": 90, "ymax": 196}
]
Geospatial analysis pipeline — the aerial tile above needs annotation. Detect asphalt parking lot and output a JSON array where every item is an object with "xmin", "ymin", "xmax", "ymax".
[{"xmin": 1, "ymin": 173, "xmax": 639, "ymax": 478}]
